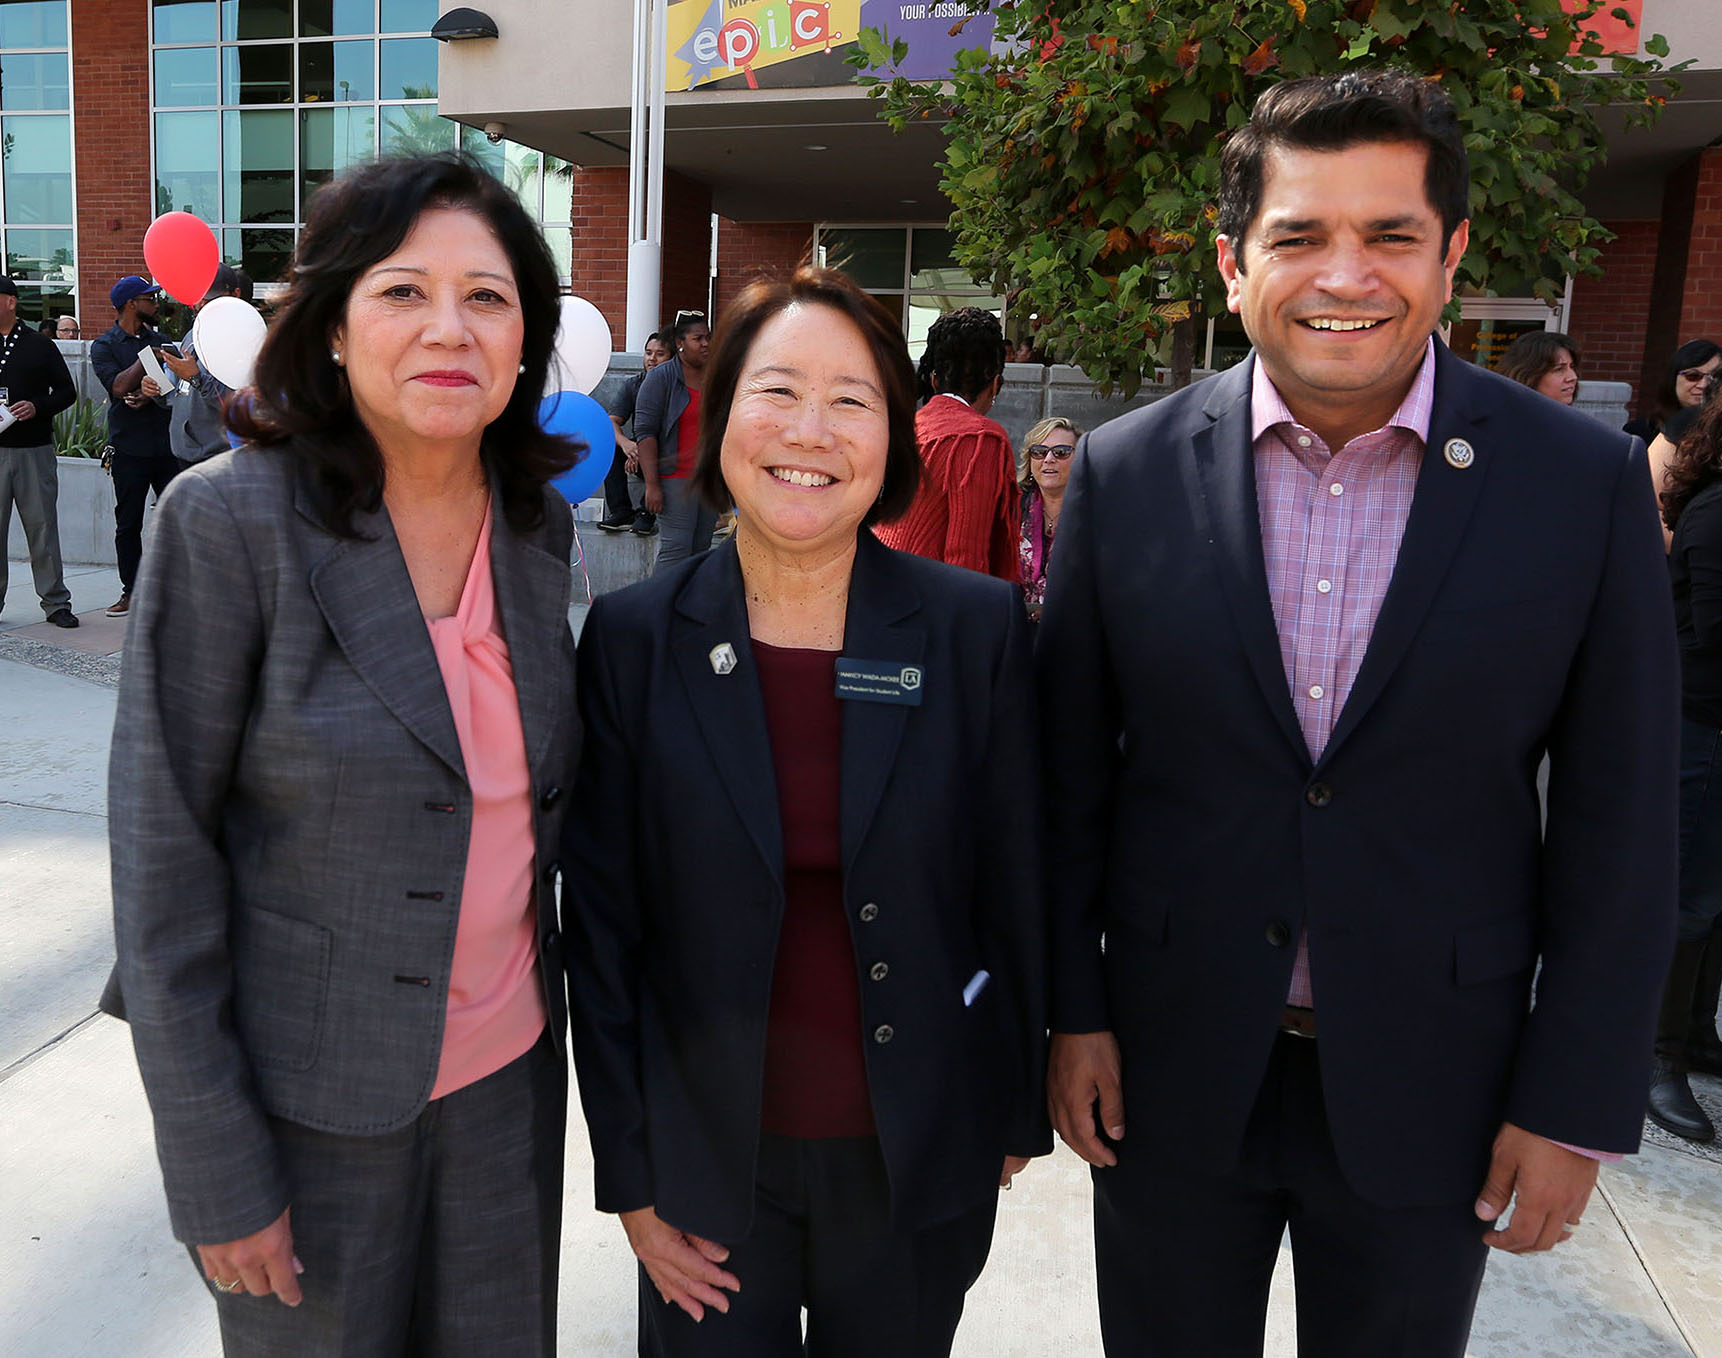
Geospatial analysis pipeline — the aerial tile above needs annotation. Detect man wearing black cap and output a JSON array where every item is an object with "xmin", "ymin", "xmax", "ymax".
[
  {"xmin": 90, "ymin": 275, "xmax": 176, "ymax": 617},
  {"xmin": 0, "ymin": 274, "xmax": 79, "ymax": 627}
]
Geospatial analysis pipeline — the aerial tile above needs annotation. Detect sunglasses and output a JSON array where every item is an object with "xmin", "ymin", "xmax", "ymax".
[
  {"xmin": 1028, "ymin": 444, "xmax": 1074, "ymax": 461},
  {"xmin": 1680, "ymin": 368, "xmax": 1720, "ymax": 385}
]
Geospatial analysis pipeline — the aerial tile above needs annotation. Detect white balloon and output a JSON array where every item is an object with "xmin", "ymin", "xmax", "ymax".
[
  {"xmin": 547, "ymin": 295, "xmax": 613, "ymax": 396},
  {"xmin": 191, "ymin": 295, "xmax": 267, "ymax": 391}
]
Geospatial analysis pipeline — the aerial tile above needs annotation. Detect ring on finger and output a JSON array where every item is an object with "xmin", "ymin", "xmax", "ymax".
[{"xmin": 212, "ymin": 1277, "xmax": 245, "ymax": 1294}]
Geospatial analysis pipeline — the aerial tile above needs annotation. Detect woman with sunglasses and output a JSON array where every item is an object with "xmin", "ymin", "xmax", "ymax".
[{"xmin": 1017, "ymin": 417, "xmax": 1080, "ymax": 621}]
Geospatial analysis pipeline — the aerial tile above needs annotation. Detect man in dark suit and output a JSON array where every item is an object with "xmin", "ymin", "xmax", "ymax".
[{"xmin": 1039, "ymin": 71, "xmax": 1679, "ymax": 1356}]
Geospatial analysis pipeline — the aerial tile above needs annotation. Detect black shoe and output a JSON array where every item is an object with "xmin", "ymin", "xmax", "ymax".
[
  {"xmin": 46, "ymin": 608, "xmax": 78, "ymax": 628},
  {"xmin": 596, "ymin": 513, "xmax": 634, "ymax": 533},
  {"xmin": 631, "ymin": 511, "xmax": 658, "ymax": 537},
  {"xmin": 1649, "ymin": 1057, "xmax": 1715, "ymax": 1141},
  {"xmin": 1690, "ymin": 1030, "xmax": 1722, "ymax": 1079}
]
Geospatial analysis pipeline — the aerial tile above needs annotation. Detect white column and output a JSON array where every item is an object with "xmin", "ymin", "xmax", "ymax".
[{"xmin": 624, "ymin": 0, "xmax": 665, "ymax": 350}]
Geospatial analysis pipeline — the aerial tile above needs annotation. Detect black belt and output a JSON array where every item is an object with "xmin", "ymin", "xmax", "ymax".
[{"xmin": 1279, "ymin": 1005, "xmax": 1318, "ymax": 1039}]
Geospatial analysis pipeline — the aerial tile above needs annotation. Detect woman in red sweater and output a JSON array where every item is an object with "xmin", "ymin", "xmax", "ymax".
[{"xmin": 873, "ymin": 307, "xmax": 1019, "ymax": 579}]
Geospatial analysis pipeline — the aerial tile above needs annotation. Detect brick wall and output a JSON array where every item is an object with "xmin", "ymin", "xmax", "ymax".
[
  {"xmin": 1679, "ymin": 149, "xmax": 1722, "ymax": 352},
  {"xmin": 713, "ymin": 219, "xmax": 813, "ymax": 322},
  {"xmin": 567, "ymin": 166, "xmax": 712, "ymax": 346},
  {"xmin": 660, "ymin": 171, "xmax": 712, "ymax": 328},
  {"xmin": 1567, "ymin": 219, "xmax": 1659, "ymax": 405},
  {"xmin": 73, "ymin": 0, "xmax": 155, "ymax": 330}
]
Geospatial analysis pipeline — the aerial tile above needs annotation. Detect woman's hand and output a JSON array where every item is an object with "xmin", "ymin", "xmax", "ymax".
[
  {"xmin": 1000, "ymin": 1155, "xmax": 1032, "ymax": 1188},
  {"xmin": 196, "ymin": 1207, "xmax": 303, "ymax": 1305},
  {"xmin": 620, "ymin": 1205, "xmax": 739, "ymax": 1322},
  {"xmin": 643, "ymin": 483, "xmax": 664, "ymax": 515}
]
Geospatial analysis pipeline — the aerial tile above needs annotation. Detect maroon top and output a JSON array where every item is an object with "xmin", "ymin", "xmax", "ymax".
[{"xmin": 753, "ymin": 640, "xmax": 876, "ymax": 1138}]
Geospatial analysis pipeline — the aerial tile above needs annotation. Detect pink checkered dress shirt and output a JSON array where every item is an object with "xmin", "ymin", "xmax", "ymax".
[
  {"xmin": 1251, "ymin": 341, "xmax": 1435, "ymax": 1009},
  {"xmin": 1251, "ymin": 342, "xmax": 1611, "ymax": 1162}
]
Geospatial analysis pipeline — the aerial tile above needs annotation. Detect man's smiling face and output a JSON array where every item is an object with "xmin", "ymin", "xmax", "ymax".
[{"xmin": 1216, "ymin": 139, "xmax": 1467, "ymax": 425}]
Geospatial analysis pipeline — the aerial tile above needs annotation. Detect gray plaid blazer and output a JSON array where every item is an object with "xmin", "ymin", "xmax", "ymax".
[{"xmin": 108, "ymin": 446, "xmax": 580, "ymax": 1245}]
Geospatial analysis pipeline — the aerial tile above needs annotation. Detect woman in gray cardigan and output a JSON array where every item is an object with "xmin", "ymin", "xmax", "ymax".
[{"xmin": 108, "ymin": 154, "xmax": 584, "ymax": 1355}]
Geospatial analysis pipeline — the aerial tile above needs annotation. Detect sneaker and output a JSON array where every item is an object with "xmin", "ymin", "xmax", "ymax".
[
  {"xmin": 596, "ymin": 513, "xmax": 634, "ymax": 533},
  {"xmin": 105, "ymin": 594, "xmax": 131, "ymax": 617},
  {"xmin": 631, "ymin": 511, "xmax": 658, "ymax": 537},
  {"xmin": 46, "ymin": 608, "xmax": 79, "ymax": 629}
]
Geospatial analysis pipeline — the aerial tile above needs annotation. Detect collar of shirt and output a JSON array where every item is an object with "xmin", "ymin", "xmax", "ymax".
[
  {"xmin": 1249, "ymin": 335, "xmax": 1436, "ymax": 456},
  {"xmin": 934, "ymin": 391, "xmax": 971, "ymax": 408}
]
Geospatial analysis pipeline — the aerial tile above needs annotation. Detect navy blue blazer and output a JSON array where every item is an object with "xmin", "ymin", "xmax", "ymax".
[
  {"xmin": 564, "ymin": 532, "xmax": 1051, "ymax": 1243},
  {"xmin": 1039, "ymin": 342, "xmax": 1679, "ymax": 1208}
]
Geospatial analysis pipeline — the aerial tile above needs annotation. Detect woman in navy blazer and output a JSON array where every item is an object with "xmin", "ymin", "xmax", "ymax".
[{"xmin": 564, "ymin": 267, "xmax": 1049, "ymax": 1357}]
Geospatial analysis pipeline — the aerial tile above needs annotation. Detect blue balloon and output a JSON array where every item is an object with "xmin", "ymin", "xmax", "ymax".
[{"xmin": 540, "ymin": 390, "xmax": 616, "ymax": 505}]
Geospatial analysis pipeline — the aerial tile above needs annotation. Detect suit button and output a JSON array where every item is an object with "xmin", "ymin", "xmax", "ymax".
[
  {"xmin": 1265, "ymin": 920, "xmax": 1291, "ymax": 947},
  {"xmin": 1305, "ymin": 782, "xmax": 1333, "ymax": 808},
  {"xmin": 873, "ymin": 1024, "xmax": 895, "ymax": 1044},
  {"xmin": 539, "ymin": 786, "xmax": 562, "ymax": 811},
  {"xmin": 869, "ymin": 962, "xmax": 889, "ymax": 982},
  {"xmin": 858, "ymin": 903, "xmax": 880, "ymax": 923}
]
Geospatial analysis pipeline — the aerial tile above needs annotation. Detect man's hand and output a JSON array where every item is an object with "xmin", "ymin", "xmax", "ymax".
[
  {"xmin": 620, "ymin": 1205, "xmax": 739, "ymax": 1322},
  {"xmin": 1474, "ymin": 1122, "xmax": 1600, "ymax": 1253},
  {"xmin": 121, "ymin": 391, "xmax": 151, "ymax": 409},
  {"xmin": 7, "ymin": 400, "xmax": 36, "ymax": 422},
  {"xmin": 999, "ymin": 1155, "xmax": 1032, "ymax": 1188},
  {"xmin": 160, "ymin": 349, "xmax": 200, "ymax": 380},
  {"xmin": 196, "ymin": 1207, "xmax": 303, "ymax": 1305},
  {"xmin": 139, "ymin": 376, "xmax": 163, "ymax": 399},
  {"xmin": 643, "ymin": 483, "xmax": 664, "ymax": 515},
  {"xmin": 1048, "ymin": 1030, "xmax": 1125, "ymax": 1167}
]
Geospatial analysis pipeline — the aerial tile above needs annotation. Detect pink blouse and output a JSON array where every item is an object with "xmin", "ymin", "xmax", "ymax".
[{"xmin": 425, "ymin": 504, "xmax": 547, "ymax": 1099}]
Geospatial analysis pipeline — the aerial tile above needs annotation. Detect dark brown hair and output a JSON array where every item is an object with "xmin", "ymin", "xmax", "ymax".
[
  {"xmin": 1662, "ymin": 384, "xmax": 1722, "ymax": 531},
  {"xmin": 1497, "ymin": 331, "xmax": 1580, "ymax": 391},
  {"xmin": 690, "ymin": 266, "xmax": 921, "ymax": 528},
  {"xmin": 1218, "ymin": 70, "xmax": 1469, "ymax": 268},
  {"xmin": 228, "ymin": 152, "xmax": 579, "ymax": 537}
]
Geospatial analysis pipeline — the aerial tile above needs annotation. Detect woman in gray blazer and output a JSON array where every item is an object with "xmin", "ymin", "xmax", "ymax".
[{"xmin": 108, "ymin": 154, "xmax": 583, "ymax": 1355}]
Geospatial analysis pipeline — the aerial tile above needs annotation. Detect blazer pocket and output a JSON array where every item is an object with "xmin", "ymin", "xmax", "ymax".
[
  {"xmin": 1453, "ymin": 915, "xmax": 1538, "ymax": 988},
  {"xmin": 233, "ymin": 905, "xmax": 332, "ymax": 1072}
]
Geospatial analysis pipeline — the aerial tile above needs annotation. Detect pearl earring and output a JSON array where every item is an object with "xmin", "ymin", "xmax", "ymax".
[
  {"xmin": 330, "ymin": 349, "xmax": 341, "ymax": 364},
  {"xmin": 518, "ymin": 362, "xmax": 526, "ymax": 374}
]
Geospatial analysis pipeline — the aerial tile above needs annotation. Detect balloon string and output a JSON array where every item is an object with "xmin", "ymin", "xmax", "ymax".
[{"xmin": 571, "ymin": 518, "xmax": 594, "ymax": 608}]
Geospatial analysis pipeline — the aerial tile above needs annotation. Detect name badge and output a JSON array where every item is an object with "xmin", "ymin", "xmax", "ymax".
[{"xmin": 834, "ymin": 659, "xmax": 924, "ymax": 706}]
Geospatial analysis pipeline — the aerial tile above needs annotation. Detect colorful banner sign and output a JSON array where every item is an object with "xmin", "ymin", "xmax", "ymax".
[
  {"xmin": 1561, "ymin": 0, "xmax": 1644, "ymax": 55},
  {"xmin": 666, "ymin": 0, "xmax": 996, "ymax": 93}
]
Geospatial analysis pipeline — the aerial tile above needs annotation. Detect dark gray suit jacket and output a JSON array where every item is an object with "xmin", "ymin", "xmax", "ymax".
[{"xmin": 108, "ymin": 447, "xmax": 580, "ymax": 1245}]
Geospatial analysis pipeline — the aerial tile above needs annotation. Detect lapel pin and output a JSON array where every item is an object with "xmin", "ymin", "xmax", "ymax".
[
  {"xmin": 1443, "ymin": 437, "xmax": 1475, "ymax": 470},
  {"xmin": 709, "ymin": 643, "xmax": 738, "ymax": 676}
]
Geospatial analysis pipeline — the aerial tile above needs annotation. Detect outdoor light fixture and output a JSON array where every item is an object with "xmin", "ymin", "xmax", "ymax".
[{"xmin": 432, "ymin": 7, "xmax": 499, "ymax": 41}]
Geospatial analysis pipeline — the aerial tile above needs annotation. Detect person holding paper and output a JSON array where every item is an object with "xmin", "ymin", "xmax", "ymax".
[
  {"xmin": 564, "ymin": 265, "xmax": 1049, "ymax": 1356},
  {"xmin": 162, "ymin": 264, "xmax": 246, "ymax": 469}
]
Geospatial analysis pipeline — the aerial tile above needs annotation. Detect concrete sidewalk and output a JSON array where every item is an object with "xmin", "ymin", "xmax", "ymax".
[{"xmin": 2, "ymin": 598, "xmax": 1719, "ymax": 1355}]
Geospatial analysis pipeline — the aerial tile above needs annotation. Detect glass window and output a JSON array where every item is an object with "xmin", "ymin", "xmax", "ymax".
[
  {"xmin": 541, "ymin": 226, "xmax": 572, "ymax": 282},
  {"xmin": 2, "ymin": 114, "xmax": 70, "ymax": 224},
  {"xmin": 0, "ymin": 51, "xmax": 66, "ymax": 109},
  {"xmin": 458, "ymin": 121, "xmax": 505, "ymax": 178},
  {"xmin": 14, "ymin": 283, "xmax": 71, "ymax": 328},
  {"xmin": 153, "ymin": 46, "xmax": 217, "ymax": 106},
  {"xmin": 300, "ymin": 105, "xmax": 375, "ymax": 205},
  {"xmin": 221, "ymin": 0, "xmax": 291, "ymax": 41},
  {"xmin": 907, "ymin": 294, "xmax": 1001, "ymax": 362},
  {"xmin": 908, "ymin": 227, "xmax": 957, "ymax": 277},
  {"xmin": 380, "ymin": 102, "xmax": 454, "ymax": 156},
  {"xmin": 223, "ymin": 226, "xmax": 293, "ymax": 283},
  {"xmin": 541, "ymin": 156, "xmax": 573, "ymax": 224},
  {"xmin": 299, "ymin": 39, "xmax": 373, "ymax": 103},
  {"xmin": 380, "ymin": 0, "xmax": 436, "ymax": 34},
  {"xmin": 0, "ymin": 0, "xmax": 67, "ymax": 48},
  {"xmin": 222, "ymin": 43, "xmax": 293, "ymax": 104},
  {"xmin": 300, "ymin": 0, "xmax": 373, "ymax": 37},
  {"xmin": 155, "ymin": 111, "xmax": 220, "ymax": 219},
  {"xmin": 817, "ymin": 229, "xmax": 903, "ymax": 291},
  {"xmin": 223, "ymin": 109, "xmax": 293, "ymax": 224},
  {"xmin": 379, "ymin": 37, "xmax": 436, "ymax": 99},
  {"xmin": 5, "ymin": 227, "xmax": 72, "ymax": 281},
  {"xmin": 153, "ymin": 0, "xmax": 217, "ymax": 45}
]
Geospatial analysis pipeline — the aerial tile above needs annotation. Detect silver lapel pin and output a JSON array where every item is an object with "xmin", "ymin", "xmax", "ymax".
[
  {"xmin": 709, "ymin": 643, "xmax": 738, "ymax": 676},
  {"xmin": 1443, "ymin": 437, "xmax": 1475, "ymax": 470}
]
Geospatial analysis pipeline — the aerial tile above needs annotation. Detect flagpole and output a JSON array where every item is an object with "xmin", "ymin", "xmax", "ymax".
[{"xmin": 624, "ymin": 0, "xmax": 662, "ymax": 350}]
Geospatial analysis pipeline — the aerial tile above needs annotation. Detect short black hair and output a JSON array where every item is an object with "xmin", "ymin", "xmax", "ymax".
[
  {"xmin": 228, "ymin": 152, "xmax": 578, "ymax": 537},
  {"xmin": 917, "ymin": 306, "xmax": 1005, "ymax": 405},
  {"xmin": 1657, "ymin": 338, "xmax": 1722, "ymax": 417},
  {"xmin": 1497, "ymin": 330, "xmax": 1579, "ymax": 390},
  {"xmin": 690, "ymin": 265, "xmax": 921, "ymax": 528},
  {"xmin": 1218, "ymin": 70, "xmax": 1470, "ymax": 269}
]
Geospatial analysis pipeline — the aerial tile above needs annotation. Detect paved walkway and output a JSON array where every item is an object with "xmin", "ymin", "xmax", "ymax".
[{"xmin": 3, "ymin": 559, "xmax": 1720, "ymax": 1355}]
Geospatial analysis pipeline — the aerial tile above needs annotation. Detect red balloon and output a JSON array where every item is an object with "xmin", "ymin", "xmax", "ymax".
[{"xmin": 143, "ymin": 212, "xmax": 220, "ymax": 307}]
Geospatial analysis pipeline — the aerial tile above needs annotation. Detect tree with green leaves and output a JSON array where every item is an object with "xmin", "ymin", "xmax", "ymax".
[{"xmin": 854, "ymin": 0, "xmax": 1687, "ymax": 392}]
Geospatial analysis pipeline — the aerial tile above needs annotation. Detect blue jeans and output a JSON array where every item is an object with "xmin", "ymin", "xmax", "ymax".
[{"xmin": 1678, "ymin": 716, "xmax": 1722, "ymax": 943}]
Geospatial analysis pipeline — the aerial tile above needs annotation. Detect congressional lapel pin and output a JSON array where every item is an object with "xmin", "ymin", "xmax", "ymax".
[
  {"xmin": 1443, "ymin": 437, "xmax": 1476, "ymax": 470},
  {"xmin": 709, "ymin": 642, "xmax": 738, "ymax": 676},
  {"xmin": 834, "ymin": 658, "xmax": 926, "ymax": 707}
]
